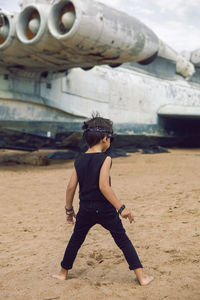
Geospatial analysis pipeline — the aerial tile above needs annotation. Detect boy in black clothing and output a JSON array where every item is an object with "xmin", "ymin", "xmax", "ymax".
[{"xmin": 53, "ymin": 115, "xmax": 153, "ymax": 286}]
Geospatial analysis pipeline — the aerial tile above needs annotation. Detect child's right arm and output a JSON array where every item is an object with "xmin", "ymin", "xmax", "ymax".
[
  {"xmin": 99, "ymin": 156, "xmax": 134, "ymax": 224},
  {"xmin": 65, "ymin": 168, "xmax": 78, "ymax": 224}
]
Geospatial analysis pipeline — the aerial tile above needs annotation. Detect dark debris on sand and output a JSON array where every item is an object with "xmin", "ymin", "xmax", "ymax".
[{"xmin": 141, "ymin": 146, "xmax": 169, "ymax": 154}]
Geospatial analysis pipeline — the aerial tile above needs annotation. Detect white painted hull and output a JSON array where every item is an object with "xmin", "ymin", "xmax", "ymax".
[{"xmin": 1, "ymin": 60, "xmax": 200, "ymax": 135}]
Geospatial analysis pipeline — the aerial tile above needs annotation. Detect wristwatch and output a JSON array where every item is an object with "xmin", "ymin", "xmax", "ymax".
[{"xmin": 118, "ymin": 204, "xmax": 126, "ymax": 215}]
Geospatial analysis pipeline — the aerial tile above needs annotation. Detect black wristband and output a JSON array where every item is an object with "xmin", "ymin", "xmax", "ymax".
[
  {"xmin": 118, "ymin": 204, "xmax": 126, "ymax": 215},
  {"xmin": 65, "ymin": 206, "xmax": 74, "ymax": 213}
]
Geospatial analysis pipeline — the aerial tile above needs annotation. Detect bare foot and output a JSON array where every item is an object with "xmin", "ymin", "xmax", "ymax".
[
  {"xmin": 134, "ymin": 268, "xmax": 154, "ymax": 286},
  {"xmin": 52, "ymin": 274, "xmax": 66, "ymax": 280},
  {"xmin": 139, "ymin": 275, "xmax": 154, "ymax": 286},
  {"xmin": 52, "ymin": 268, "xmax": 68, "ymax": 280}
]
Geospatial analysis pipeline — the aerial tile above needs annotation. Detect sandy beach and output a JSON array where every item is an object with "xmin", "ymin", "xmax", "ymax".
[{"xmin": 0, "ymin": 148, "xmax": 200, "ymax": 300}]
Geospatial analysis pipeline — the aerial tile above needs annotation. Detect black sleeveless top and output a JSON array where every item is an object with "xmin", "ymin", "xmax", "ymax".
[{"xmin": 74, "ymin": 152, "xmax": 111, "ymax": 203}]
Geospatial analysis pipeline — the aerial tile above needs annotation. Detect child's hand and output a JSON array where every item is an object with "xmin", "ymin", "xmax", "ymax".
[
  {"xmin": 121, "ymin": 208, "xmax": 134, "ymax": 224},
  {"xmin": 66, "ymin": 212, "xmax": 76, "ymax": 224}
]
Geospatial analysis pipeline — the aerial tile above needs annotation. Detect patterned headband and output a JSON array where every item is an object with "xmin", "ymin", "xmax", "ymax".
[{"xmin": 84, "ymin": 127, "xmax": 113, "ymax": 134}]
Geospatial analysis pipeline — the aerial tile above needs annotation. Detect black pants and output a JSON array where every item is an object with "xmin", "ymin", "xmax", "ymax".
[{"xmin": 61, "ymin": 201, "xmax": 143, "ymax": 270}]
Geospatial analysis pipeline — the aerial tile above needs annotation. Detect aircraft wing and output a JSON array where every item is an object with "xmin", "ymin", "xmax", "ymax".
[{"xmin": 0, "ymin": 0, "xmax": 195, "ymax": 77}]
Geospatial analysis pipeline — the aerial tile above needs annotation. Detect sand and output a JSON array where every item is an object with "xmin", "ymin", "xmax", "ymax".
[{"xmin": 0, "ymin": 149, "xmax": 200, "ymax": 300}]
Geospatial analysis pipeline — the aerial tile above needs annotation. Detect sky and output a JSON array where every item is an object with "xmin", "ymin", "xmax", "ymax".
[{"xmin": 0, "ymin": 0, "xmax": 200, "ymax": 52}]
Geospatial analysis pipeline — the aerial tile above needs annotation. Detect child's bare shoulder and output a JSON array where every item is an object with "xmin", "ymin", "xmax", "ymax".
[{"xmin": 102, "ymin": 155, "xmax": 112, "ymax": 167}]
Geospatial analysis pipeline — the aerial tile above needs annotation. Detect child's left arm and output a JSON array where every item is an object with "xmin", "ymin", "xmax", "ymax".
[
  {"xmin": 99, "ymin": 156, "xmax": 134, "ymax": 224},
  {"xmin": 65, "ymin": 168, "xmax": 78, "ymax": 224}
]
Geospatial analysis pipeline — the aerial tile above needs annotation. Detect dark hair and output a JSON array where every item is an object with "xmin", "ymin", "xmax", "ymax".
[{"xmin": 82, "ymin": 113, "xmax": 113, "ymax": 147}]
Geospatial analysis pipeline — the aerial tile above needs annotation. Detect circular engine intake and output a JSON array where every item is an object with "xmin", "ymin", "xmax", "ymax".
[
  {"xmin": 16, "ymin": 4, "xmax": 47, "ymax": 44},
  {"xmin": 0, "ymin": 12, "xmax": 15, "ymax": 49},
  {"xmin": 48, "ymin": 0, "xmax": 77, "ymax": 39}
]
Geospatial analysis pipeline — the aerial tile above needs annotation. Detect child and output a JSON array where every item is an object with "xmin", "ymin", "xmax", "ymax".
[{"xmin": 53, "ymin": 115, "xmax": 153, "ymax": 286}]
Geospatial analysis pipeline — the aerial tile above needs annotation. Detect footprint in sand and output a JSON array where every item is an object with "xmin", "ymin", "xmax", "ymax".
[
  {"xmin": 164, "ymin": 249, "xmax": 178, "ymax": 254},
  {"xmin": 86, "ymin": 260, "xmax": 95, "ymax": 266},
  {"xmin": 89, "ymin": 251, "xmax": 103, "ymax": 262}
]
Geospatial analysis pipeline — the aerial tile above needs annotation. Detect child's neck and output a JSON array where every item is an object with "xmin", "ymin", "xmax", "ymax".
[{"xmin": 86, "ymin": 144, "xmax": 105, "ymax": 153}]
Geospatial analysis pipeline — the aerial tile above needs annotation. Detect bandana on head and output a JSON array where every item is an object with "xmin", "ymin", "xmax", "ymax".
[
  {"xmin": 84, "ymin": 127, "xmax": 112, "ymax": 133},
  {"xmin": 83, "ymin": 127, "xmax": 114, "ymax": 142}
]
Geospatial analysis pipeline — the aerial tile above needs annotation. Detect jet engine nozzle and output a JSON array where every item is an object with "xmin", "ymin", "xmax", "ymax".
[
  {"xmin": 0, "ymin": 12, "xmax": 15, "ymax": 49},
  {"xmin": 48, "ymin": 0, "xmax": 77, "ymax": 38},
  {"xmin": 48, "ymin": 0, "xmax": 159, "ymax": 65},
  {"xmin": 16, "ymin": 4, "xmax": 47, "ymax": 44}
]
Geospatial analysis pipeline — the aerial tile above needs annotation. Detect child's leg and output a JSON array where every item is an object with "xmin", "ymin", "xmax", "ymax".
[
  {"xmin": 61, "ymin": 219, "xmax": 93, "ymax": 270},
  {"xmin": 100, "ymin": 214, "xmax": 142, "ymax": 269},
  {"xmin": 99, "ymin": 214, "xmax": 153, "ymax": 285},
  {"xmin": 53, "ymin": 209, "xmax": 95, "ymax": 280}
]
